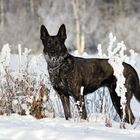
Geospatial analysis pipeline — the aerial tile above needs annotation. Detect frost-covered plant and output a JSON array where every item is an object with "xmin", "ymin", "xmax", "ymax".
[
  {"xmin": 0, "ymin": 44, "xmax": 11, "ymax": 67},
  {"xmin": 98, "ymin": 33, "xmax": 137, "ymax": 66},
  {"xmin": 97, "ymin": 33, "xmax": 137, "ymax": 127},
  {"xmin": 108, "ymin": 42, "xmax": 127, "ymax": 127},
  {"xmin": 0, "ymin": 44, "xmax": 53, "ymax": 118},
  {"xmin": 0, "ymin": 44, "xmax": 13, "ymax": 115}
]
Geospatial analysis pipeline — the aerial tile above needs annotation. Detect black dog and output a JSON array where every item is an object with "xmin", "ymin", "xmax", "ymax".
[{"xmin": 40, "ymin": 24, "xmax": 140, "ymax": 124}]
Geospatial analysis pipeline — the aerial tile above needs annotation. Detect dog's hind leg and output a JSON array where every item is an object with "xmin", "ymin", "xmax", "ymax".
[
  {"xmin": 124, "ymin": 75, "xmax": 136, "ymax": 124},
  {"xmin": 125, "ymin": 91, "xmax": 135, "ymax": 124},
  {"xmin": 59, "ymin": 94, "xmax": 71, "ymax": 120},
  {"xmin": 109, "ymin": 88, "xmax": 135, "ymax": 124},
  {"xmin": 108, "ymin": 88, "xmax": 122, "ymax": 120},
  {"xmin": 125, "ymin": 102, "xmax": 135, "ymax": 124}
]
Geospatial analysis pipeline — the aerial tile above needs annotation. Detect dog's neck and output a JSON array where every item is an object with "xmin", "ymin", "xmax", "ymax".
[{"xmin": 44, "ymin": 53, "xmax": 69, "ymax": 70}]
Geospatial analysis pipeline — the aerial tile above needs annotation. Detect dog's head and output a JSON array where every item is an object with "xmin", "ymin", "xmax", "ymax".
[{"xmin": 40, "ymin": 24, "xmax": 67, "ymax": 59}]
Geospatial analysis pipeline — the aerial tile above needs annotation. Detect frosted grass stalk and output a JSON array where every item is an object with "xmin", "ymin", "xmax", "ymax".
[
  {"xmin": 1, "ymin": 44, "xmax": 11, "ymax": 67},
  {"xmin": 18, "ymin": 44, "xmax": 22, "ymax": 72}
]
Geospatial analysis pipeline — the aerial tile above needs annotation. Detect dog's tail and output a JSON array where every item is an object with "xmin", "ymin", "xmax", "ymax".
[{"xmin": 134, "ymin": 84, "xmax": 140, "ymax": 102}]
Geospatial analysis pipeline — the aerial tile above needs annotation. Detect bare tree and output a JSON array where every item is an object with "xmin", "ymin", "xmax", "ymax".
[
  {"xmin": 72, "ymin": 0, "xmax": 100, "ymax": 54},
  {"xmin": 0, "ymin": 0, "xmax": 5, "ymax": 26},
  {"xmin": 72, "ymin": 0, "xmax": 83, "ymax": 54}
]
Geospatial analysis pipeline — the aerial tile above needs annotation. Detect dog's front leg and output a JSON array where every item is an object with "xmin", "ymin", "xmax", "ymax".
[
  {"xmin": 78, "ymin": 95, "xmax": 87, "ymax": 120},
  {"xmin": 74, "ymin": 87, "xmax": 87, "ymax": 120},
  {"xmin": 59, "ymin": 94, "xmax": 71, "ymax": 120}
]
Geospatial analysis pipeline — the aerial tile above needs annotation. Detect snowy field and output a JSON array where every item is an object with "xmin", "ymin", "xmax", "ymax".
[{"xmin": 0, "ymin": 113, "xmax": 140, "ymax": 140}]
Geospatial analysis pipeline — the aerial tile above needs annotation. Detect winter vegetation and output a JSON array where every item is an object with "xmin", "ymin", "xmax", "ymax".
[{"xmin": 0, "ymin": 44, "xmax": 50, "ymax": 118}]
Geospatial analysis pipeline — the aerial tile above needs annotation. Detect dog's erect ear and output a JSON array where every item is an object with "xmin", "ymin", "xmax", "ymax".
[
  {"xmin": 57, "ymin": 24, "xmax": 67, "ymax": 41},
  {"xmin": 40, "ymin": 25, "xmax": 49, "ymax": 40}
]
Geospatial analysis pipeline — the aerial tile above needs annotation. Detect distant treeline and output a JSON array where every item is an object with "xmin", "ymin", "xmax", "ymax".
[{"xmin": 0, "ymin": 0, "xmax": 140, "ymax": 54}]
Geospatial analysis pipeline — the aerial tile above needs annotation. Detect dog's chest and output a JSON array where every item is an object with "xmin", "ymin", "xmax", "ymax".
[
  {"xmin": 49, "ymin": 70, "xmax": 62, "ymax": 87},
  {"xmin": 49, "ymin": 68, "xmax": 74, "ymax": 92}
]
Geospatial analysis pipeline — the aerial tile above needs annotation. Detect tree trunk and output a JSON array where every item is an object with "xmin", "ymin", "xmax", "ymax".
[
  {"xmin": 80, "ymin": 31, "xmax": 85, "ymax": 54},
  {"xmin": 30, "ymin": 0, "xmax": 34, "ymax": 15},
  {"xmin": 72, "ymin": 0, "xmax": 85, "ymax": 55},
  {"xmin": 0, "ymin": 0, "xmax": 5, "ymax": 26}
]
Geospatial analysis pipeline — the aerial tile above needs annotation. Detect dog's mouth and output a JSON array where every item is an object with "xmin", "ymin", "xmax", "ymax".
[
  {"xmin": 43, "ymin": 48, "xmax": 55, "ymax": 54},
  {"xmin": 44, "ymin": 52, "xmax": 58, "ymax": 62},
  {"xmin": 51, "ymin": 57, "xmax": 57, "ymax": 61},
  {"xmin": 50, "ymin": 50, "xmax": 56, "ymax": 53}
]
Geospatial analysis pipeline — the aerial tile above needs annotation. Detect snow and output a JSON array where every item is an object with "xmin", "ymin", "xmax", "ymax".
[{"xmin": 0, "ymin": 114, "xmax": 139, "ymax": 140}]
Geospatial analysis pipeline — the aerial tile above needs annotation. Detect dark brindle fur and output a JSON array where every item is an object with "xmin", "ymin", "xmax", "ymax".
[{"xmin": 40, "ymin": 24, "xmax": 140, "ymax": 124}]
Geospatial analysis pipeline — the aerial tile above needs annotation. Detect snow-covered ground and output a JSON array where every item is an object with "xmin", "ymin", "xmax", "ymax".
[{"xmin": 0, "ymin": 114, "xmax": 140, "ymax": 140}]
